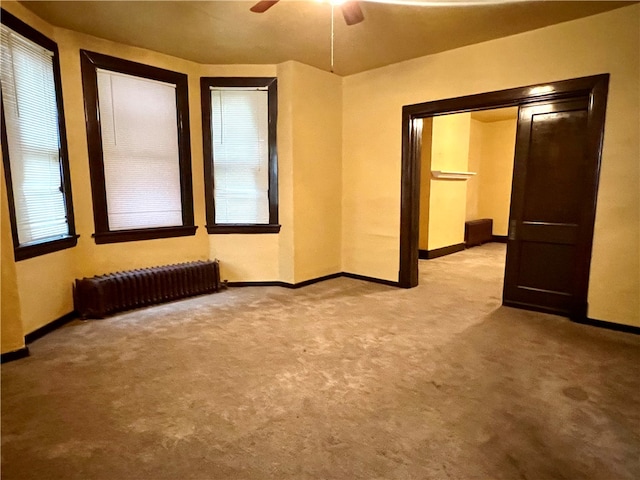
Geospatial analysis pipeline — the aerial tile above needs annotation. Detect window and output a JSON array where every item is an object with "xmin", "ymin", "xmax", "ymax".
[
  {"xmin": 80, "ymin": 50, "xmax": 195, "ymax": 244},
  {"xmin": 201, "ymin": 77, "xmax": 279, "ymax": 234},
  {"xmin": 0, "ymin": 9, "xmax": 77, "ymax": 261}
]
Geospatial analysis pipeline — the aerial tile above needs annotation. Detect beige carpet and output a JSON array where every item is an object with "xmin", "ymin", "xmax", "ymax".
[{"xmin": 2, "ymin": 243, "xmax": 639, "ymax": 479}]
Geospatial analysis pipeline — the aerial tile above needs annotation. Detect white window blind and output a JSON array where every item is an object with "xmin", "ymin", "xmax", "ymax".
[
  {"xmin": 96, "ymin": 69, "xmax": 182, "ymax": 230},
  {"xmin": 0, "ymin": 24, "xmax": 69, "ymax": 245},
  {"xmin": 211, "ymin": 88, "xmax": 269, "ymax": 224}
]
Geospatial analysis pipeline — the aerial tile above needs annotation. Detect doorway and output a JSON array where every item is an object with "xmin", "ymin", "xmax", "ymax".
[
  {"xmin": 399, "ymin": 75, "xmax": 609, "ymax": 320},
  {"xmin": 418, "ymin": 107, "xmax": 518, "ymax": 258}
]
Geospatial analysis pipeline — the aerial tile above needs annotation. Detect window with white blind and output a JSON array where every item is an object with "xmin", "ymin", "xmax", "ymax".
[
  {"xmin": 97, "ymin": 70, "xmax": 183, "ymax": 230},
  {"xmin": 201, "ymin": 77, "xmax": 279, "ymax": 234},
  {"xmin": 80, "ymin": 50, "xmax": 195, "ymax": 244},
  {"xmin": 0, "ymin": 9, "xmax": 77, "ymax": 260}
]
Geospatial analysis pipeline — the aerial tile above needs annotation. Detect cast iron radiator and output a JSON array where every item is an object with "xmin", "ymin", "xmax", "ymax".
[
  {"xmin": 74, "ymin": 260, "xmax": 220, "ymax": 319},
  {"xmin": 465, "ymin": 218, "xmax": 493, "ymax": 248}
]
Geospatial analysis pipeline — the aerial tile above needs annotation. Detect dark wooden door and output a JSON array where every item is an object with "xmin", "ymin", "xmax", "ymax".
[{"xmin": 503, "ymin": 97, "xmax": 599, "ymax": 318}]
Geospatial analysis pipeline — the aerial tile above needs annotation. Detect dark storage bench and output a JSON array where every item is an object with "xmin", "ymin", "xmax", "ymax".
[{"xmin": 465, "ymin": 218, "xmax": 493, "ymax": 248}]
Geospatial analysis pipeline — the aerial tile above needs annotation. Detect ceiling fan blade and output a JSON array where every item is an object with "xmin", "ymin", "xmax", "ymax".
[
  {"xmin": 341, "ymin": 1, "xmax": 365, "ymax": 26},
  {"xmin": 250, "ymin": 1, "xmax": 280, "ymax": 14}
]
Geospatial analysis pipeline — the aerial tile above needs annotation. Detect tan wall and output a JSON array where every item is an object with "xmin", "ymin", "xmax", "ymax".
[
  {"xmin": 342, "ymin": 5, "xmax": 640, "ymax": 326},
  {"xmin": 427, "ymin": 113, "xmax": 471, "ymax": 250},
  {"xmin": 476, "ymin": 119, "xmax": 517, "ymax": 236}
]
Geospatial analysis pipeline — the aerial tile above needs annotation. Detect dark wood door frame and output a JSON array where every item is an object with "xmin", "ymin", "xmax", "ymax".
[{"xmin": 399, "ymin": 74, "xmax": 609, "ymax": 302}]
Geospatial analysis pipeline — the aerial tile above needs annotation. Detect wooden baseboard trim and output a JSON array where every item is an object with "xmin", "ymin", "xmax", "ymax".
[
  {"xmin": 290, "ymin": 273, "xmax": 344, "ymax": 289},
  {"xmin": 504, "ymin": 301, "xmax": 640, "ymax": 335},
  {"xmin": 227, "ymin": 281, "xmax": 289, "ymax": 288},
  {"xmin": 418, "ymin": 249, "xmax": 429, "ymax": 260},
  {"xmin": 228, "ymin": 274, "xmax": 342, "ymax": 289},
  {"xmin": 492, "ymin": 235, "xmax": 508, "ymax": 243},
  {"xmin": 341, "ymin": 272, "xmax": 399, "ymax": 287},
  {"xmin": 574, "ymin": 317, "xmax": 640, "ymax": 335},
  {"xmin": 229, "ymin": 272, "xmax": 399, "ymax": 289},
  {"xmin": 425, "ymin": 243, "xmax": 466, "ymax": 260},
  {"xmin": 25, "ymin": 311, "xmax": 77, "ymax": 344},
  {"xmin": 503, "ymin": 300, "xmax": 569, "ymax": 317},
  {"xmin": 1, "ymin": 346, "xmax": 30, "ymax": 364}
]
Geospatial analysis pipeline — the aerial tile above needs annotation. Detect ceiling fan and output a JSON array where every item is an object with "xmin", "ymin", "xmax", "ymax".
[{"xmin": 250, "ymin": 1, "xmax": 366, "ymax": 26}]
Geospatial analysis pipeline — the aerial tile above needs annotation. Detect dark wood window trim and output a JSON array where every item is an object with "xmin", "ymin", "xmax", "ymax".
[
  {"xmin": 399, "ymin": 74, "xmax": 610, "ymax": 291},
  {"xmin": 206, "ymin": 224, "xmax": 281, "ymax": 235},
  {"xmin": 200, "ymin": 77, "xmax": 280, "ymax": 235},
  {"xmin": 1, "ymin": 9, "xmax": 78, "ymax": 261},
  {"xmin": 80, "ymin": 50, "xmax": 195, "ymax": 244}
]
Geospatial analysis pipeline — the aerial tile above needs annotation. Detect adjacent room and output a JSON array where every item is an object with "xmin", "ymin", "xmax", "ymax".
[
  {"xmin": 418, "ymin": 107, "xmax": 517, "ymax": 258},
  {"xmin": 2, "ymin": 1, "xmax": 639, "ymax": 479}
]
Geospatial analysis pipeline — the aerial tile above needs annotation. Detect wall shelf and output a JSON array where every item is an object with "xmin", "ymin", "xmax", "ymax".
[{"xmin": 431, "ymin": 170, "xmax": 477, "ymax": 180}]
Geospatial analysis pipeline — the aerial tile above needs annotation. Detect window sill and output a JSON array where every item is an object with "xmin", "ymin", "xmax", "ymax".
[
  {"xmin": 15, "ymin": 234, "xmax": 79, "ymax": 261},
  {"xmin": 206, "ymin": 224, "xmax": 281, "ymax": 234},
  {"xmin": 93, "ymin": 225, "xmax": 197, "ymax": 244}
]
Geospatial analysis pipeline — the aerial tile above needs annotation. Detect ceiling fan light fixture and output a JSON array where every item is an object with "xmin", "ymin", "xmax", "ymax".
[
  {"xmin": 251, "ymin": 0, "xmax": 364, "ymax": 26},
  {"xmin": 249, "ymin": 1, "xmax": 280, "ymax": 14}
]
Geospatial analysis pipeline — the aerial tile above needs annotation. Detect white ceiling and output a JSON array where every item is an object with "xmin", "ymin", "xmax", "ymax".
[{"xmin": 19, "ymin": 0, "xmax": 635, "ymax": 76}]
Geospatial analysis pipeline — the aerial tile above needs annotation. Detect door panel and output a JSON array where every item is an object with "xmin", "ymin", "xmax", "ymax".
[
  {"xmin": 523, "ymin": 109, "xmax": 588, "ymax": 224},
  {"xmin": 517, "ymin": 242, "xmax": 574, "ymax": 293},
  {"xmin": 504, "ymin": 97, "xmax": 596, "ymax": 318}
]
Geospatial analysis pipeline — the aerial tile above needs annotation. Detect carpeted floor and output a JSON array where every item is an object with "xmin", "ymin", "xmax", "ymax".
[{"xmin": 2, "ymin": 243, "xmax": 639, "ymax": 480}]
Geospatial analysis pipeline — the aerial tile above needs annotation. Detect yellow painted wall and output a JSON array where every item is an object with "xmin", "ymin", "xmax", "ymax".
[
  {"xmin": 211, "ymin": 235, "xmax": 280, "ymax": 282},
  {"xmin": 341, "ymin": 94, "xmax": 401, "ymax": 278},
  {"xmin": 0, "ymin": 3, "xmax": 95, "ymax": 337},
  {"xmin": 476, "ymin": 119, "xmax": 517, "ymax": 236},
  {"xmin": 0, "ymin": 2, "xmax": 344, "ymax": 350},
  {"xmin": 427, "ymin": 113, "xmax": 471, "ymax": 251},
  {"xmin": 466, "ymin": 119, "xmax": 483, "ymax": 222},
  {"xmin": 418, "ymin": 118, "xmax": 432, "ymax": 251},
  {"xmin": 427, "ymin": 114, "xmax": 515, "ymax": 246},
  {"xmin": 203, "ymin": 56, "xmax": 344, "ymax": 287},
  {"xmin": 0, "ymin": 2, "xmax": 290, "ymax": 348},
  {"xmin": 431, "ymin": 113, "xmax": 471, "ymax": 172},
  {"xmin": 275, "ymin": 62, "xmax": 296, "ymax": 284},
  {"xmin": 342, "ymin": 5, "xmax": 640, "ymax": 326},
  {"xmin": 54, "ymin": 25, "xmax": 211, "ymax": 283},
  {"xmin": 1, "ymin": 2, "xmax": 638, "ymax": 348},
  {"xmin": 200, "ymin": 63, "xmax": 284, "ymax": 283},
  {"xmin": 289, "ymin": 62, "xmax": 343, "ymax": 282},
  {"xmin": 1, "ymin": 161, "xmax": 25, "ymax": 353}
]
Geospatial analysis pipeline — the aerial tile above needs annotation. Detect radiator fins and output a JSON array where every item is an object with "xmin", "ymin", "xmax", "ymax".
[{"xmin": 74, "ymin": 260, "xmax": 221, "ymax": 319}]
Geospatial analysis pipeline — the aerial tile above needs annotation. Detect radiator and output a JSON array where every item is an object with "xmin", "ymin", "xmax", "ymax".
[
  {"xmin": 465, "ymin": 218, "xmax": 493, "ymax": 248},
  {"xmin": 74, "ymin": 260, "xmax": 220, "ymax": 319}
]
